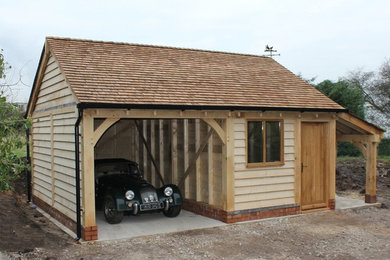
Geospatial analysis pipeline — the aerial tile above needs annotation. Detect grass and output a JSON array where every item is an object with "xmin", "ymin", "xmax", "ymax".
[{"xmin": 13, "ymin": 146, "xmax": 27, "ymax": 159}]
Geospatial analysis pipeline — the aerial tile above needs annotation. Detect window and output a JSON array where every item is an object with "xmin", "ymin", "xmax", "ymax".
[{"xmin": 247, "ymin": 120, "xmax": 283, "ymax": 166}]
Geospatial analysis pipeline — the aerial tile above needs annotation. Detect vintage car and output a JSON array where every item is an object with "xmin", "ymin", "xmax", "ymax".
[{"xmin": 95, "ymin": 158, "xmax": 182, "ymax": 224}]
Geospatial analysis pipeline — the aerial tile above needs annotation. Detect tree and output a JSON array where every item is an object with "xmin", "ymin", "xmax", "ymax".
[
  {"xmin": 315, "ymin": 79, "xmax": 365, "ymax": 118},
  {"xmin": 315, "ymin": 79, "xmax": 366, "ymax": 156},
  {"xmin": 0, "ymin": 50, "xmax": 28, "ymax": 190},
  {"xmin": 345, "ymin": 59, "xmax": 390, "ymax": 130}
]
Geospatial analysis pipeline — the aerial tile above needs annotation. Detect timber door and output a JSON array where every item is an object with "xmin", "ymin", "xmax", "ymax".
[{"xmin": 301, "ymin": 122, "xmax": 328, "ymax": 211}]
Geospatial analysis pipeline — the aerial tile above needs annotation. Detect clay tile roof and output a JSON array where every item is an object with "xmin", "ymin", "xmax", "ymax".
[{"xmin": 45, "ymin": 37, "xmax": 345, "ymax": 111}]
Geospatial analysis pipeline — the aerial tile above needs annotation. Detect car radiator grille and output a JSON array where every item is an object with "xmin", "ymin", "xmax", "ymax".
[{"xmin": 140, "ymin": 188, "xmax": 163, "ymax": 211}]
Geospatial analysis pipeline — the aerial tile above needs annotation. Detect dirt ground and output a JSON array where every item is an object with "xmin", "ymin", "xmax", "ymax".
[{"xmin": 1, "ymin": 159, "xmax": 389, "ymax": 260}]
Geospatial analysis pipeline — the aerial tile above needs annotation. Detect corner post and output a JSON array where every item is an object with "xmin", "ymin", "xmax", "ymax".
[
  {"xmin": 81, "ymin": 110, "xmax": 97, "ymax": 240},
  {"xmin": 365, "ymin": 141, "xmax": 378, "ymax": 203},
  {"xmin": 222, "ymin": 118, "xmax": 234, "ymax": 212}
]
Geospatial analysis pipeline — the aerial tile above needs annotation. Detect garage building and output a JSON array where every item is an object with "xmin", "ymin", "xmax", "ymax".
[{"xmin": 26, "ymin": 37, "xmax": 384, "ymax": 240}]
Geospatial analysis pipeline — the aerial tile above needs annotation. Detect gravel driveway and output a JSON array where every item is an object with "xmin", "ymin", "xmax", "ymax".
[{"xmin": 7, "ymin": 206, "xmax": 390, "ymax": 260}]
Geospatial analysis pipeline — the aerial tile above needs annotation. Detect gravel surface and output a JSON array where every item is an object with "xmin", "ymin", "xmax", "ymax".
[{"xmin": 6, "ymin": 207, "xmax": 390, "ymax": 260}]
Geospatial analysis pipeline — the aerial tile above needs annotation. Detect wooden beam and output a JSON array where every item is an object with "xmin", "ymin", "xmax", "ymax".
[
  {"xmin": 171, "ymin": 120, "xmax": 178, "ymax": 185},
  {"xmin": 328, "ymin": 120, "xmax": 336, "ymax": 202},
  {"xmin": 208, "ymin": 126, "xmax": 214, "ymax": 205},
  {"xmin": 92, "ymin": 117, "xmax": 120, "ymax": 146},
  {"xmin": 134, "ymin": 120, "xmax": 165, "ymax": 185},
  {"xmin": 159, "ymin": 120, "xmax": 165, "ymax": 186},
  {"xmin": 338, "ymin": 112, "xmax": 384, "ymax": 136},
  {"xmin": 365, "ymin": 142, "xmax": 378, "ymax": 203},
  {"xmin": 337, "ymin": 134, "xmax": 381, "ymax": 143},
  {"xmin": 93, "ymin": 108, "xmax": 229, "ymax": 119},
  {"xmin": 142, "ymin": 120, "xmax": 148, "ymax": 181},
  {"xmin": 222, "ymin": 118, "xmax": 235, "ymax": 211},
  {"xmin": 195, "ymin": 119, "xmax": 201, "ymax": 201},
  {"xmin": 202, "ymin": 118, "xmax": 226, "ymax": 144},
  {"xmin": 81, "ymin": 111, "xmax": 96, "ymax": 228},
  {"xmin": 354, "ymin": 142, "xmax": 368, "ymax": 159},
  {"xmin": 178, "ymin": 126, "xmax": 215, "ymax": 188},
  {"xmin": 150, "ymin": 120, "xmax": 156, "ymax": 186},
  {"xmin": 294, "ymin": 118, "xmax": 302, "ymax": 205},
  {"xmin": 183, "ymin": 119, "xmax": 190, "ymax": 198}
]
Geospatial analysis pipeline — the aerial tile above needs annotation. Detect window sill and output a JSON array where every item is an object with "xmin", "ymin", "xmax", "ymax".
[{"xmin": 246, "ymin": 161, "xmax": 285, "ymax": 168}]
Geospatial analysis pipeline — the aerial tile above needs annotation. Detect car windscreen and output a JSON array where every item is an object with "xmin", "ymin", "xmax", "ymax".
[{"xmin": 95, "ymin": 162, "xmax": 141, "ymax": 177}]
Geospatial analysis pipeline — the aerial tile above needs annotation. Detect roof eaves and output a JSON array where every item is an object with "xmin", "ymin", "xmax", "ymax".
[{"xmin": 77, "ymin": 102, "xmax": 348, "ymax": 113}]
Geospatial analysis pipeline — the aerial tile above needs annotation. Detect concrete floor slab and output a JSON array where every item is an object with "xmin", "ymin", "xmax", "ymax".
[
  {"xmin": 335, "ymin": 195, "xmax": 381, "ymax": 210},
  {"xmin": 96, "ymin": 210, "xmax": 226, "ymax": 241}
]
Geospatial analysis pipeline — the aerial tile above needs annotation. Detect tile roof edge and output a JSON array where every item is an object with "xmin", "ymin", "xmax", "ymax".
[
  {"xmin": 45, "ymin": 36, "xmax": 272, "ymax": 59},
  {"xmin": 76, "ymin": 102, "xmax": 348, "ymax": 113}
]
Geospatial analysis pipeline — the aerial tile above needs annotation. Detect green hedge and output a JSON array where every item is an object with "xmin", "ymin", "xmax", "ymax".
[{"xmin": 378, "ymin": 138, "xmax": 390, "ymax": 156}]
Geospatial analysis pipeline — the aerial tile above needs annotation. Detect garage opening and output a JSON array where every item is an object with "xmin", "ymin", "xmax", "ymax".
[{"xmin": 93, "ymin": 118, "xmax": 225, "ymax": 240}]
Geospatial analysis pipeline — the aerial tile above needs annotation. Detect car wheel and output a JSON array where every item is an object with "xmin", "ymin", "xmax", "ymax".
[
  {"xmin": 104, "ymin": 195, "xmax": 124, "ymax": 224},
  {"xmin": 163, "ymin": 205, "xmax": 181, "ymax": 218}
]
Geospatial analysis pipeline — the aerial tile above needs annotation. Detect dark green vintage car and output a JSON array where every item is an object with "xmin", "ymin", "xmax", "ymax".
[{"xmin": 95, "ymin": 158, "xmax": 182, "ymax": 224}]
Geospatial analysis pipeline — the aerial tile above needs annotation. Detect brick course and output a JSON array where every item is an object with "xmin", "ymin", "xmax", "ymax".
[
  {"xmin": 328, "ymin": 199, "xmax": 336, "ymax": 209},
  {"xmin": 32, "ymin": 195, "xmax": 98, "ymax": 241},
  {"xmin": 183, "ymin": 199, "xmax": 301, "ymax": 223}
]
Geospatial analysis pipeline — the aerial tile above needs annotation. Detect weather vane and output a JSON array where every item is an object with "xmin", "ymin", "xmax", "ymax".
[{"xmin": 264, "ymin": 45, "xmax": 280, "ymax": 58}]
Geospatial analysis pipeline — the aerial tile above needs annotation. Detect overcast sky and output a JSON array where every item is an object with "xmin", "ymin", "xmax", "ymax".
[{"xmin": 1, "ymin": 0, "xmax": 389, "ymax": 102}]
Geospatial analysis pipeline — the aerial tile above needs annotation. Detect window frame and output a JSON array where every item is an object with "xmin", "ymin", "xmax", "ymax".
[{"xmin": 246, "ymin": 119, "xmax": 284, "ymax": 167}]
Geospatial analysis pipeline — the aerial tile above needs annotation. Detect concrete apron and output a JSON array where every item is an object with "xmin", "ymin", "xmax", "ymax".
[
  {"xmin": 37, "ymin": 196, "xmax": 381, "ymax": 242},
  {"xmin": 96, "ymin": 210, "xmax": 226, "ymax": 241},
  {"xmin": 335, "ymin": 195, "xmax": 382, "ymax": 210}
]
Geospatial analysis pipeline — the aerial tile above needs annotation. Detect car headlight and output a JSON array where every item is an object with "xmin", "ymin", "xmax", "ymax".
[
  {"xmin": 164, "ymin": 187, "xmax": 173, "ymax": 196},
  {"xmin": 125, "ymin": 190, "xmax": 135, "ymax": 200}
]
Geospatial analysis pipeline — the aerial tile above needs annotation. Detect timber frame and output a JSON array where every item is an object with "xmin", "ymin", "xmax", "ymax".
[
  {"xmin": 79, "ymin": 107, "xmax": 235, "ymax": 231},
  {"xmin": 336, "ymin": 112, "xmax": 384, "ymax": 203}
]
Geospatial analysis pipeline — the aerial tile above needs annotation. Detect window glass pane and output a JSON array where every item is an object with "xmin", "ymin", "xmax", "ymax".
[
  {"xmin": 266, "ymin": 121, "xmax": 281, "ymax": 162},
  {"xmin": 248, "ymin": 121, "xmax": 263, "ymax": 163}
]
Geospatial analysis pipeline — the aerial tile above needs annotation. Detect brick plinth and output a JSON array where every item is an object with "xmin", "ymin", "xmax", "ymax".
[
  {"xmin": 328, "ymin": 199, "xmax": 336, "ymax": 210},
  {"xmin": 33, "ymin": 195, "xmax": 98, "ymax": 241},
  {"xmin": 183, "ymin": 199, "xmax": 300, "ymax": 223},
  {"xmin": 83, "ymin": 226, "xmax": 98, "ymax": 241},
  {"xmin": 365, "ymin": 194, "xmax": 376, "ymax": 203}
]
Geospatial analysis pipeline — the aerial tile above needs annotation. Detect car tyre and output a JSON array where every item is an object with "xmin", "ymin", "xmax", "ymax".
[
  {"xmin": 163, "ymin": 205, "xmax": 181, "ymax": 218},
  {"xmin": 104, "ymin": 194, "xmax": 124, "ymax": 224}
]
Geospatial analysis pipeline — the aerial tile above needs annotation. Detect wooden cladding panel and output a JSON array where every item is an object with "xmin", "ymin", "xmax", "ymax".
[
  {"xmin": 34, "ymin": 56, "xmax": 77, "ymax": 112},
  {"xmin": 233, "ymin": 117, "xmax": 296, "ymax": 210},
  {"xmin": 31, "ymin": 110, "xmax": 78, "ymax": 221}
]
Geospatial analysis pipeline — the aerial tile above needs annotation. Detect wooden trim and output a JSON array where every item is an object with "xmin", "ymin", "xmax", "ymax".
[
  {"xmin": 294, "ymin": 118, "xmax": 301, "ymax": 204},
  {"xmin": 328, "ymin": 120, "xmax": 336, "ymax": 201},
  {"xmin": 92, "ymin": 117, "xmax": 120, "ymax": 146},
  {"xmin": 301, "ymin": 203, "xmax": 327, "ymax": 211},
  {"xmin": 245, "ymin": 119, "xmax": 284, "ymax": 168},
  {"xmin": 27, "ymin": 44, "xmax": 51, "ymax": 116},
  {"xmin": 337, "ymin": 112, "xmax": 384, "ymax": 136},
  {"xmin": 202, "ymin": 118, "xmax": 226, "ymax": 144},
  {"xmin": 50, "ymin": 114, "xmax": 55, "ymax": 206}
]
